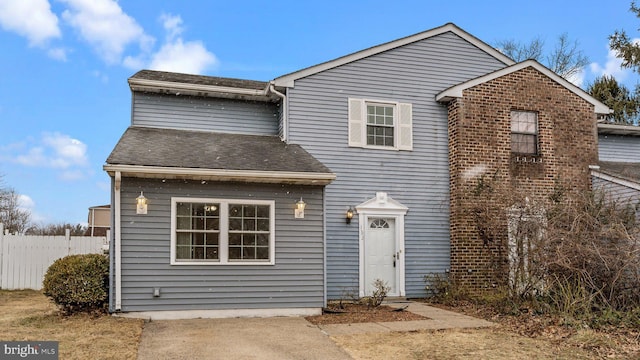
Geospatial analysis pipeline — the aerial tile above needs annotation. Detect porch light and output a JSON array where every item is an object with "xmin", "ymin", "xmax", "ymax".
[
  {"xmin": 295, "ymin": 198, "xmax": 306, "ymax": 219},
  {"xmin": 136, "ymin": 192, "xmax": 148, "ymax": 215},
  {"xmin": 346, "ymin": 206, "xmax": 355, "ymax": 224}
]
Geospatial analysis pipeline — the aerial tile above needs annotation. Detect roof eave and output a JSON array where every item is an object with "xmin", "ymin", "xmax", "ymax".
[
  {"xmin": 597, "ymin": 123, "xmax": 640, "ymax": 136},
  {"xmin": 103, "ymin": 164, "xmax": 336, "ymax": 186},
  {"xmin": 272, "ymin": 23, "xmax": 515, "ymax": 88},
  {"xmin": 435, "ymin": 60, "xmax": 612, "ymax": 115},
  {"xmin": 128, "ymin": 78, "xmax": 277, "ymax": 102}
]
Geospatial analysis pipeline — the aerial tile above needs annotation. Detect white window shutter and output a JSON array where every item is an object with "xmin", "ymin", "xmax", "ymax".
[
  {"xmin": 348, "ymin": 98, "xmax": 365, "ymax": 147},
  {"xmin": 398, "ymin": 102, "xmax": 413, "ymax": 150}
]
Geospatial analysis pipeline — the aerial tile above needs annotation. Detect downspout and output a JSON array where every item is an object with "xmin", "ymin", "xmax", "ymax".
[
  {"xmin": 90, "ymin": 208, "xmax": 95, "ymax": 237},
  {"xmin": 114, "ymin": 171, "xmax": 122, "ymax": 311},
  {"xmin": 269, "ymin": 83, "xmax": 287, "ymax": 142}
]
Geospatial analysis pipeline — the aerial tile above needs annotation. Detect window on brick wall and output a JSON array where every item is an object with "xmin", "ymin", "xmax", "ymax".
[{"xmin": 511, "ymin": 111, "xmax": 538, "ymax": 155}]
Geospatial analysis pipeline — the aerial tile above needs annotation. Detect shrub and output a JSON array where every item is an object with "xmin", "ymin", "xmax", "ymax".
[
  {"xmin": 360, "ymin": 279, "xmax": 390, "ymax": 308},
  {"xmin": 42, "ymin": 254, "xmax": 109, "ymax": 314}
]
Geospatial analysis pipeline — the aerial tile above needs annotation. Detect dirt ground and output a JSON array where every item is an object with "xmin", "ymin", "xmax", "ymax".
[
  {"xmin": 0, "ymin": 290, "xmax": 143, "ymax": 360},
  {"xmin": 306, "ymin": 303, "xmax": 426, "ymax": 325},
  {"xmin": 2, "ymin": 291, "xmax": 637, "ymax": 359}
]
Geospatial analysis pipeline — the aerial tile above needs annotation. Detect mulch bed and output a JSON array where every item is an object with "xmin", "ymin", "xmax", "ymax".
[{"xmin": 305, "ymin": 302, "xmax": 428, "ymax": 325}]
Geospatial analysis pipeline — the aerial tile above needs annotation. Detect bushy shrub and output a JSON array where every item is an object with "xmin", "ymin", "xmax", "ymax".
[
  {"xmin": 360, "ymin": 279, "xmax": 390, "ymax": 308},
  {"xmin": 42, "ymin": 254, "xmax": 109, "ymax": 314}
]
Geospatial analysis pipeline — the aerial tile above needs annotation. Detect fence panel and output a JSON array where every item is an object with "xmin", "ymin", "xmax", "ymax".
[{"xmin": 0, "ymin": 228, "xmax": 108, "ymax": 290}]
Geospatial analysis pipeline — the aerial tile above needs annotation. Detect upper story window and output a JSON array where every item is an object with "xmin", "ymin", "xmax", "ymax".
[
  {"xmin": 511, "ymin": 111, "xmax": 538, "ymax": 155},
  {"xmin": 367, "ymin": 104, "xmax": 395, "ymax": 147},
  {"xmin": 348, "ymin": 98, "xmax": 412, "ymax": 151},
  {"xmin": 171, "ymin": 198, "xmax": 275, "ymax": 265}
]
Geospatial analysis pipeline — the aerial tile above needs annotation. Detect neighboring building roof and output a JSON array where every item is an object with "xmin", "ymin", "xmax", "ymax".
[
  {"xmin": 88, "ymin": 204, "xmax": 110, "ymax": 210},
  {"xmin": 595, "ymin": 161, "xmax": 640, "ymax": 189},
  {"xmin": 597, "ymin": 123, "xmax": 640, "ymax": 136},
  {"xmin": 104, "ymin": 127, "xmax": 336, "ymax": 185},
  {"xmin": 272, "ymin": 23, "xmax": 515, "ymax": 88},
  {"xmin": 128, "ymin": 70, "xmax": 280, "ymax": 102},
  {"xmin": 436, "ymin": 60, "xmax": 612, "ymax": 115}
]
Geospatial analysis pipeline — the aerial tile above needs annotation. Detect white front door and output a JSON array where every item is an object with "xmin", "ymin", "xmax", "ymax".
[{"xmin": 364, "ymin": 217, "xmax": 397, "ymax": 296}]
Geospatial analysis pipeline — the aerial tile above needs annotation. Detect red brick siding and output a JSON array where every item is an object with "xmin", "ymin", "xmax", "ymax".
[{"xmin": 448, "ymin": 67, "xmax": 598, "ymax": 291}]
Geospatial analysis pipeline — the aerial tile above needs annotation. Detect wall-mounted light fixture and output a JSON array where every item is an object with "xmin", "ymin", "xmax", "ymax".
[
  {"xmin": 346, "ymin": 206, "xmax": 355, "ymax": 224},
  {"xmin": 136, "ymin": 192, "xmax": 148, "ymax": 214},
  {"xmin": 295, "ymin": 198, "xmax": 306, "ymax": 219}
]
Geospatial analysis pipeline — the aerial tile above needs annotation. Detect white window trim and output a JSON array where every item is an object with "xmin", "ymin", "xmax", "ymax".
[
  {"xmin": 348, "ymin": 98, "xmax": 413, "ymax": 151},
  {"xmin": 170, "ymin": 197, "xmax": 276, "ymax": 265},
  {"xmin": 364, "ymin": 100, "xmax": 399, "ymax": 150}
]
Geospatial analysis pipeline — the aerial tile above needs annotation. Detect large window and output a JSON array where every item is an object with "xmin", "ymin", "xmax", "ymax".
[
  {"xmin": 511, "ymin": 111, "xmax": 538, "ymax": 155},
  {"xmin": 171, "ymin": 198, "xmax": 275, "ymax": 265}
]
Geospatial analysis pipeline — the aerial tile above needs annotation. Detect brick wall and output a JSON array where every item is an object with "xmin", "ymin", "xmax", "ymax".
[{"xmin": 447, "ymin": 66, "xmax": 598, "ymax": 292}]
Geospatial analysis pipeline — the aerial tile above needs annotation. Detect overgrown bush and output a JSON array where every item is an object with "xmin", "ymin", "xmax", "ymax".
[
  {"xmin": 42, "ymin": 254, "xmax": 109, "ymax": 315},
  {"xmin": 440, "ymin": 175, "xmax": 640, "ymax": 327}
]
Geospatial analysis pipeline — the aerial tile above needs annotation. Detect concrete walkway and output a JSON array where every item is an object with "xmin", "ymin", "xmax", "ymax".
[
  {"xmin": 136, "ymin": 301, "xmax": 494, "ymax": 359},
  {"xmin": 317, "ymin": 301, "xmax": 495, "ymax": 336}
]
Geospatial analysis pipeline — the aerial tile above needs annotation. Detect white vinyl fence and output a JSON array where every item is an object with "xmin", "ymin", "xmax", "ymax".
[{"xmin": 0, "ymin": 224, "xmax": 109, "ymax": 290}]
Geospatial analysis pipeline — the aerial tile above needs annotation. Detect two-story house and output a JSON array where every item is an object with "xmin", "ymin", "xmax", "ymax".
[{"xmin": 104, "ymin": 23, "xmax": 610, "ymax": 319}]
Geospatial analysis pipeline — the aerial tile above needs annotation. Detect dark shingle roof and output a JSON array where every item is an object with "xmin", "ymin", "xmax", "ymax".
[
  {"xmin": 130, "ymin": 70, "xmax": 268, "ymax": 91},
  {"xmin": 598, "ymin": 161, "xmax": 640, "ymax": 184},
  {"xmin": 106, "ymin": 127, "xmax": 333, "ymax": 175}
]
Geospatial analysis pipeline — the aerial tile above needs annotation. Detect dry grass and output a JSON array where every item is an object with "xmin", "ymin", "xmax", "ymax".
[
  {"xmin": 333, "ymin": 328, "xmax": 597, "ymax": 360},
  {"xmin": 0, "ymin": 290, "xmax": 143, "ymax": 360}
]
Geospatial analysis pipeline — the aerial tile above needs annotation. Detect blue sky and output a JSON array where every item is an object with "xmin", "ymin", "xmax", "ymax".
[{"xmin": 0, "ymin": 0, "xmax": 638, "ymax": 226}]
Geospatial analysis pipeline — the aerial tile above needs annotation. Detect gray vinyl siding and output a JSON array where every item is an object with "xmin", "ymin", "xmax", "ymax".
[
  {"xmin": 592, "ymin": 176, "xmax": 640, "ymax": 219},
  {"xmin": 598, "ymin": 134, "xmax": 640, "ymax": 162},
  {"xmin": 132, "ymin": 92, "xmax": 279, "ymax": 135},
  {"xmin": 286, "ymin": 31, "xmax": 508, "ymax": 298},
  {"xmin": 116, "ymin": 178, "xmax": 324, "ymax": 312}
]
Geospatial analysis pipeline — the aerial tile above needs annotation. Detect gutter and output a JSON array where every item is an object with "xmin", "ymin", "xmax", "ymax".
[
  {"xmin": 128, "ymin": 78, "xmax": 271, "ymax": 97},
  {"xmin": 103, "ymin": 164, "xmax": 336, "ymax": 185}
]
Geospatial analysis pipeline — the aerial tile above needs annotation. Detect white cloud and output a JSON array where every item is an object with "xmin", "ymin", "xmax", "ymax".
[
  {"xmin": 18, "ymin": 194, "xmax": 35, "ymax": 210},
  {"xmin": 589, "ymin": 43, "xmax": 637, "ymax": 82},
  {"xmin": 60, "ymin": 0, "xmax": 153, "ymax": 64},
  {"xmin": 125, "ymin": 13, "xmax": 218, "ymax": 74},
  {"xmin": 149, "ymin": 38, "xmax": 217, "ymax": 74},
  {"xmin": 0, "ymin": 0, "xmax": 61, "ymax": 46},
  {"xmin": 160, "ymin": 13, "xmax": 183, "ymax": 41},
  {"xmin": 566, "ymin": 68, "xmax": 585, "ymax": 88},
  {"xmin": 47, "ymin": 47, "xmax": 67, "ymax": 61},
  {"xmin": 41, "ymin": 132, "xmax": 88, "ymax": 168},
  {"xmin": 7, "ymin": 132, "xmax": 90, "ymax": 181}
]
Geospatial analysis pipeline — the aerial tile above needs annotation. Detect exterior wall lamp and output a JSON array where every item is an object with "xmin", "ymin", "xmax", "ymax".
[
  {"xmin": 295, "ymin": 198, "xmax": 306, "ymax": 219},
  {"xmin": 136, "ymin": 192, "xmax": 148, "ymax": 214},
  {"xmin": 346, "ymin": 206, "xmax": 355, "ymax": 224}
]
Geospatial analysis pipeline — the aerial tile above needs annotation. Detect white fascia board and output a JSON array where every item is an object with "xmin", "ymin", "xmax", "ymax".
[
  {"xmin": 128, "ymin": 78, "xmax": 269, "ymax": 97},
  {"xmin": 272, "ymin": 23, "xmax": 515, "ymax": 88},
  {"xmin": 103, "ymin": 164, "xmax": 336, "ymax": 185},
  {"xmin": 597, "ymin": 123, "xmax": 640, "ymax": 136},
  {"xmin": 592, "ymin": 170, "xmax": 640, "ymax": 191},
  {"xmin": 436, "ymin": 60, "xmax": 612, "ymax": 115}
]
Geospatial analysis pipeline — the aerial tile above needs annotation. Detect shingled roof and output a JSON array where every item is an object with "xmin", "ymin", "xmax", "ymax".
[
  {"xmin": 105, "ymin": 127, "xmax": 335, "ymax": 185},
  {"xmin": 598, "ymin": 161, "xmax": 640, "ymax": 185},
  {"xmin": 130, "ymin": 70, "xmax": 269, "ymax": 91}
]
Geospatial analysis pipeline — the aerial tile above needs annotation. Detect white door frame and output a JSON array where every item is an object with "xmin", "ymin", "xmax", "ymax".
[{"xmin": 356, "ymin": 192, "xmax": 408, "ymax": 297}]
